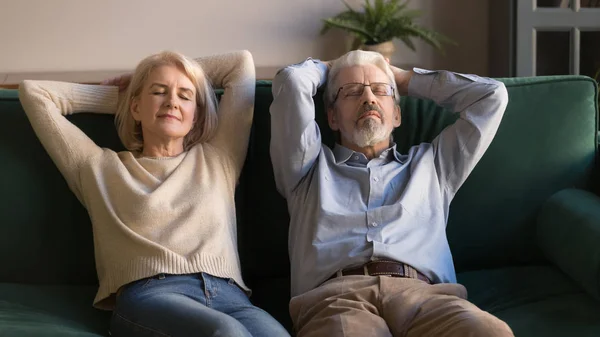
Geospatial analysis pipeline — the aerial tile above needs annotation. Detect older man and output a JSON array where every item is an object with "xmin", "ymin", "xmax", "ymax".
[{"xmin": 269, "ymin": 50, "xmax": 513, "ymax": 337}]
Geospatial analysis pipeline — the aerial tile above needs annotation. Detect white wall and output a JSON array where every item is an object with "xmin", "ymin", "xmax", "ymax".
[{"xmin": 0, "ymin": 0, "xmax": 489, "ymax": 81}]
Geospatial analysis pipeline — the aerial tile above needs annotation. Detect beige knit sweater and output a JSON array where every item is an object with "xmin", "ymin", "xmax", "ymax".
[{"xmin": 18, "ymin": 50, "xmax": 255, "ymax": 310}]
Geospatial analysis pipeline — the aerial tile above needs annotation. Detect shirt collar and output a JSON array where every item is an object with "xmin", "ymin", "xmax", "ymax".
[
  {"xmin": 333, "ymin": 144, "xmax": 358, "ymax": 164},
  {"xmin": 388, "ymin": 143, "xmax": 404, "ymax": 163},
  {"xmin": 333, "ymin": 143, "xmax": 403, "ymax": 164}
]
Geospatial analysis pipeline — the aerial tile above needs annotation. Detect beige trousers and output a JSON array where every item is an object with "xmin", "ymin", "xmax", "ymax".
[{"xmin": 289, "ymin": 275, "xmax": 514, "ymax": 337}]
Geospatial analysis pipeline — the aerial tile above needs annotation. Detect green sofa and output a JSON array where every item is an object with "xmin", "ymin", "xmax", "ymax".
[{"xmin": 1, "ymin": 75, "xmax": 599, "ymax": 336}]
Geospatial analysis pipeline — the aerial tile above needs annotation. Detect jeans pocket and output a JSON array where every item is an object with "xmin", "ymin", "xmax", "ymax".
[
  {"xmin": 119, "ymin": 275, "xmax": 162, "ymax": 301},
  {"xmin": 222, "ymin": 278, "xmax": 251, "ymax": 306},
  {"xmin": 140, "ymin": 275, "xmax": 157, "ymax": 289},
  {"xmin": 227, "ymin": 278, "xmax": 250, "ymax": 296}
]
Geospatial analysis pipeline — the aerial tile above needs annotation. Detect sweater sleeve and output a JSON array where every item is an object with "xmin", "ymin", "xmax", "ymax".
[
  {"xmin": 18, "ymin": 80, "xmax": 119, "ymax": 201},
  {"xmin": 195, "ymin": 50, "xmax": 255, "ymax": 180}
]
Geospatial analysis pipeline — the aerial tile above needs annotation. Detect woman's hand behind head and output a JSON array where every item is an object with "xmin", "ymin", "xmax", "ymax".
[{"xmin": 101, "ymin": 74, "xmax": 132, "ymax": 92}]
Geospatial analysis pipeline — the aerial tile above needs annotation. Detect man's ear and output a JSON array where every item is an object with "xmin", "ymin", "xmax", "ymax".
[
  {"xmin": 393, "ymin": 104, "xmax": 401, "ymax": 128},
  {"xmin": 327, "ymin": 106, "xmax": 339, "ymax": 131},
  {"xmin": 130, "ymin": 97, "xmax": 141, "ymax": 122}
]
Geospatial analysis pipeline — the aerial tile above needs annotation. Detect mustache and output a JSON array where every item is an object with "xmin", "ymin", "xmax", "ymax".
[{"xmin": 357, "ymin": 104, "xmax": 383, "ymax": 119}]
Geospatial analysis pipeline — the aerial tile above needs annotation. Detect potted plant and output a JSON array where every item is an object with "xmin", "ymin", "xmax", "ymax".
[{"xmin": 321, "ymin": 0, "xmax": 454, "ymax": 59}]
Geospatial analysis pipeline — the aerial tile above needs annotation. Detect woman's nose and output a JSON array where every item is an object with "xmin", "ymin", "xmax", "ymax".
[{"xmin": 165, "ymin": 94, "xmax": 178, "ymax": 109}]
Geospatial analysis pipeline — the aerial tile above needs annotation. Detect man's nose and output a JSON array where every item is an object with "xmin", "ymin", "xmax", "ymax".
[{"xmin": 361, "ymin": 86, "xmax": 377, "ymax": 104}]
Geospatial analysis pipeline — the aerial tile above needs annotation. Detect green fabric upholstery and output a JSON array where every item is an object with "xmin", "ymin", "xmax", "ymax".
[
  {"xmin": 495, "ymin": 294, "xmax": 600, "ymax": 337},
  {"xmin": 0, "ymin": 73, "xmax": 599, "ymax": 336},
  {"xmin": 0, "ymin": 283, "xmax": 110, "ymax": 336},
  {"xmin": 446, "ymin": 76, "xmax": 598, "ymax": 270},
  {"xmin": 537, "ymin": 188, "xmax": 600, "ymax": 300},
  {"xmin": 459, "ymin": 265, "xmax": 582, "ymax": 313},
  {"xmin": 458, "ymin": 265, "xmax": 600, "ymax": 336},
  {"xmin": 0, "ymin": 89, "xmax": 123, "ymax": 285}
]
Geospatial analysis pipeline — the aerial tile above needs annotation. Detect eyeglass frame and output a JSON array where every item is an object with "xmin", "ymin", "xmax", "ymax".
[{"xmin": 332, "ymin": 82, "xmax": 396, "ymax": 105}]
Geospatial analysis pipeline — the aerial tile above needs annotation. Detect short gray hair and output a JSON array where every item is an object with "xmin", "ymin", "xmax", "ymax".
[{"xmin": 324, "ymin": 50, "xmax": 400, "ymax": 109}]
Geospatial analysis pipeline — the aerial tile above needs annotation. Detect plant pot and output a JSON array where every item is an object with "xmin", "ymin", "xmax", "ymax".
[{"xmin": 359, "ymin": 41, "xmax": 396, "ymax": 60}]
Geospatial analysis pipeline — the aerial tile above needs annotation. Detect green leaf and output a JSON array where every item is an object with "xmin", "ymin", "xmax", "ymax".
[
  {"xmin": 320, "ymin": 4, "xmax": 366, "ymax": 36},
  {"xmin": 363, "ymin": 0, "xmax": 375, "ymax": 22},
  {"xmin": 321, "ymin": 18, "xmax": 376, "ymax": 42},
  {"xmin": 398, "ymin": 8, "xmax": 422, "ymax": 20},
  {"xmin": 374, "ymin": 0, "xmax": 386, "ymax": 22},
  {"xmin": 341, "ymin": 0, "xmax": 357, "ymax": 12},
  {"xmin": 399, "ymin": 36, "xmax": 416, "ymax": 51},
  {"xmin": 401, "ymin": 25, "xmax": 452, "ymax": 53}
]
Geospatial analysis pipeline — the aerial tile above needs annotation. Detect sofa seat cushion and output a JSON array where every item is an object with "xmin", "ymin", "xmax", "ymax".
[
  {"xmin": 458, "ymin": 265, "xmax": 600, "ymax": 336},
  {"xmin": 246, "ymin": 276, "xmax": 293, "ymax": 333},
  {"xmin": 495, "ymin": 293, "xmax": 600, "ymax": 337},
  {"xmin": 0, "ymin": 283, "xmax": 110, "ymax": 336}
]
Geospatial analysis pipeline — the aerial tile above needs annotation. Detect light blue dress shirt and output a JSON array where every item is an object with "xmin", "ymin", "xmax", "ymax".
[{"xmin": 269, "ymin": 59, "xmax": 509, "ymax": 297}]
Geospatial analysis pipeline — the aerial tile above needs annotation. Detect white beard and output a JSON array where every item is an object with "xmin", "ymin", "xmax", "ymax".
[{"xmin": 351, "ymin": 118, "xmax": 390, "ymax": 148}]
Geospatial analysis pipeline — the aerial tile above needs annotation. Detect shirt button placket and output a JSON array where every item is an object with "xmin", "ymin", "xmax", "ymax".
[{"xmin": 366, "ymin": 212, "xmax": 375, "ymax": 242}]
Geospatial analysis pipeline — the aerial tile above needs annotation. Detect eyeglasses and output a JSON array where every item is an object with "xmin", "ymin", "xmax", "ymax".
[{"xmin": 332, "ymin": 82, "xmax": 395, "ymax": 103}]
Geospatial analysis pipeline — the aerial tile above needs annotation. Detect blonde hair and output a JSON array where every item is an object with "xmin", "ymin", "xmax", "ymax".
[
  {"xmin": 325, "ymin": 50, "xmax": 400, "ymax": 109},
  {"xmin": 115, "ymin": 51, "xmax": 218, "ymax": 152}
]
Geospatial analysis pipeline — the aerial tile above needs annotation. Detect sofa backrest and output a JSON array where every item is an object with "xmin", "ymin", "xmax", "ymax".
[
  {"xmin": 0, "ymin": 90, "xmax": 124, "ymax": 285},
  {"xmin": 0, "ymin": 75, "xmax": 597, "ymax": 286},
  {"xmin": 445, "ymin": 76, "xmax": 597, "ymax": 270}
]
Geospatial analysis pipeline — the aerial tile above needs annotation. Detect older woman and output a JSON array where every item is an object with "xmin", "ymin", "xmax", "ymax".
[{"xmin": 19, "ymin": 51, "xmax": 289, "ymax": 337}]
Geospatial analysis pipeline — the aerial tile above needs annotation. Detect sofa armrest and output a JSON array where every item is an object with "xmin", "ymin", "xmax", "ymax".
[{"xmin": 537, "ymin": 188, "xmax": 600, "ymax": 300}]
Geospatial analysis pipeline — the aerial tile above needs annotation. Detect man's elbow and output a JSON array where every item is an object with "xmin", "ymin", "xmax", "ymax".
[
  {"xmin": 273, "ymin": 67, "xmax": 296, "ymax": 88},
  {"xmin": 272, "ymin": 67, "xmax": 313, "ymax": 98},
  {"xmin": 490, "ymin": 82, "xmax": 509, "ymax": 112},
  {"xmin": 272, "ymin": 168, "xmax": 290, "ymax": 199}
]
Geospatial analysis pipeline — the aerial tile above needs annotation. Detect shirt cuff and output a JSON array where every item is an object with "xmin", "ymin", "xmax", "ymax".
[
  {"xmin": 310, "ymin": 59, "xmax": 329, "ymax": 87},
  {"xmin": 278, "ymin": 58, "xmax": 329, "ymax": 88}
]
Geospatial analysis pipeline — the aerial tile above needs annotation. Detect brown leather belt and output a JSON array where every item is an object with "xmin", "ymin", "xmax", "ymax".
[{"xmin": 327, "ymin": 260, "xmax": 431, "ymax": 284}]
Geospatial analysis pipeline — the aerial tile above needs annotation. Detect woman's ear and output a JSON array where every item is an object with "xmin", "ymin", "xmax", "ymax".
[{"xmin": 130, "ymin": 97, "xmax": 141, "ymax": 122}]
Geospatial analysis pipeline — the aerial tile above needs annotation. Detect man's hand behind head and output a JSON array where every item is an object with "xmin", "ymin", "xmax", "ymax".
[{"xmin": 319, "ymin": 60, "xmax": 334, "ymax": 72}]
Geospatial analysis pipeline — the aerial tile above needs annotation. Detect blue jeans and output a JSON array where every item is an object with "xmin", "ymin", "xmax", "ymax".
[{"xmin": 109, "ymin": 273, "xmax": 290, "ymax": 337}]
